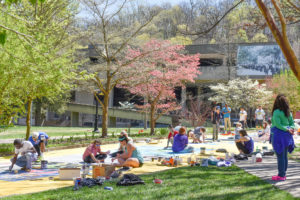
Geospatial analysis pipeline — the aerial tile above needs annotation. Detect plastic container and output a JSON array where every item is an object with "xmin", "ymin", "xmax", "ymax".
[
  {"xmin": 104, "ymin": 186, "xmax": 113, "ymax": 190},
  {"xmin": 153, "ymin": 179, "xmax": 163, "ymax": 184},
  {"xmin": 251, "ymin": 154, "xmax": 256, "ymax": 163},
  {"xmin": 256, "ymin": 153, "xmax": 262, "ymax": 162},
  {"xmin": 200, "ymin": 147, "xmax": 206, "ymax": 155},
  {"xmin": 41, "ymin": 160, "xmax": 48, "ymax": 169}
]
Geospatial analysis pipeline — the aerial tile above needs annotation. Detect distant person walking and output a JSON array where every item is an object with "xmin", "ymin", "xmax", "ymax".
[
  {"xmin": 222, "ymin": 104, "xmax": 231, "ymax": 134},
  {"xmin": 211, "ymin": 106, "xmax": 221, "ymax": 141},
  {"xmin": 255, "ymin": 105, "xmax": 265, "ymax": 129},
  {"xmin": 239, "ymin": 107, "xmax": 247, "ymax": 129},
  {"xmin": 271, "ymin": 94, "xmax": 295, "ymax": 181}
]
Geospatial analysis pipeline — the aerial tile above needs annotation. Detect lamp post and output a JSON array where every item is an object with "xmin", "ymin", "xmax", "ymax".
[{"xmin": 93, "ymin": 93, "xmax": 100, "ymax": 133}]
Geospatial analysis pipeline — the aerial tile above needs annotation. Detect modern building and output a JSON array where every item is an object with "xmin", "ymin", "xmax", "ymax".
[{"xmin": 16, "ymin": 42, "xmax": 299, "ymax": 127}]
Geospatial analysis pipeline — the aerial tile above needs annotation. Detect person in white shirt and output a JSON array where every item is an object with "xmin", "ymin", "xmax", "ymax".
[
  {"xmin": 10, "ymin": 139, "xmax": 37, "ymax": 172},
  {"xmin": 239, "ymin": 107, "xmax": 247, "ymax": 129},
  {"xmin": 255, "ymin": 106, "xmax": 265, "ymax": 129}
]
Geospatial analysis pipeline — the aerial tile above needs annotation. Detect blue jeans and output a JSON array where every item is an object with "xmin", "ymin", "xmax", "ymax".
[
  {"xmin": 178, "ymin": 146, "xmax": 194, "ymax": 153},
  {"xmin": 275, "ymin": 147, "xmax": 288, "ymax": 177},
  {"xmin": 11, "ymin": 153, "xmax": 37, "ymax": 169}
]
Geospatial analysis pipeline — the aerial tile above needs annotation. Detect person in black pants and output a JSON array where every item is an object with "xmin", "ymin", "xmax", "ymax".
[{"xmin": 82, "ymin": 140, "xmax": 110, "ymax": 163}]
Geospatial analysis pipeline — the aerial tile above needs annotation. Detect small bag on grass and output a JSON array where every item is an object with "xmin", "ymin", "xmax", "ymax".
[{"xmin": 116, "ymin": 174, "xmax": 145, "ymax": 186}]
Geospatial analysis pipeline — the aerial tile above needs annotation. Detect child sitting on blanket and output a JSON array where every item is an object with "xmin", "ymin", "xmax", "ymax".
[
  {"xmin": 257, "ymin": 121, "xmax": 271, "ymax": 142},
  {"xmin": 235, "ymin": 122, "xmax": 243, "ymax": 140},
  {"xmin": 187, "ymin": 129, "xmax": 199, "ymax": 143}
]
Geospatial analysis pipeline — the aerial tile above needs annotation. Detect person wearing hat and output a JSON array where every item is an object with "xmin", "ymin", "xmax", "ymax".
[
  {"xmin": 28, "ymin": 132, "xmax": 49, "ymax": 159},
  {"xmin": 112, "ymin": 136, "xmax": 143, "ymax": 168}
]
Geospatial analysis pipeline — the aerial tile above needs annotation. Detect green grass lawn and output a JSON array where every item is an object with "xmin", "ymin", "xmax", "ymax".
[
  {"xmin": 0, "ymin": 126, "xmax": 154, "ymax": 140},
  {"xmin": 0, "ymin": 125, "xmax": 256, "ymax": 140},
  {"xmin": 2, "ymin": 166, "xmax": 298, "ymax": 200}
]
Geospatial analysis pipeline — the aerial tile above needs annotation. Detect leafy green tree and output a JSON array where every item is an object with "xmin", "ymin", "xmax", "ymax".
[{"xmin": 0, "ymin": 0, "xmax": 79, "ymax": 139}]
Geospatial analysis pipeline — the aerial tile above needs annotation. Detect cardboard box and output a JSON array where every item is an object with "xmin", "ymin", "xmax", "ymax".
[
  {"xmin": 59, "ymin": 168, "xmax": 81, "ymax": 180},
  {"xmin": 92, "ymin": 164, "xmax": 115, "ymax": 178}
]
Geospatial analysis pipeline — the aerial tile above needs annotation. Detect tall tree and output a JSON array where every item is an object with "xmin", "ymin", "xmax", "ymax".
[
  {"xmin": 81, "ymin": 0, "xmax": 159, "ymax": 137},
  {"xmin": 0, "ymin": 0, "xmax": 79, "ymax": 139},
  {"xmin": 255, "ymin": 0, "xmax": 300, "ymax": 81},
  {"xmin": 120, "ymin": 40, "xmax": 200, "ymax": 135}
]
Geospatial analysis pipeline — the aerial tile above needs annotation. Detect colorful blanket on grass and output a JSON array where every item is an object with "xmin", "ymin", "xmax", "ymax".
[{"xmin": 0, "ymin": 162, "xmax": 80, "ymax": 182}]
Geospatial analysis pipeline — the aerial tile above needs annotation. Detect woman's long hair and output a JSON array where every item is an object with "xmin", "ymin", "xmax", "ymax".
[{"xmin": 272, "ymin": 94, "xmax": 290, "ymax": 118}]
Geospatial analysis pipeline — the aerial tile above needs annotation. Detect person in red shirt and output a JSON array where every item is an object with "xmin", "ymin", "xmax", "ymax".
[
  {"xmin": 82, "ymin": 140, "xmax": 110, "ymax": 163},
  {"xmin": 165, "ymin": 125, "xmax": 178, "ymax": 149}
]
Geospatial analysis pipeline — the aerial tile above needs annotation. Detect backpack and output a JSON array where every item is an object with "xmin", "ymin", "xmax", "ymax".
[{"xmin": 116, "ymin": 174, "xmax": 145, "ymax": 186}]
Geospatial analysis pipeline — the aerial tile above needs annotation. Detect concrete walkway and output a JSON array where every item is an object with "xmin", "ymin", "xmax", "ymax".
[{"xmin": 236, "ymin": 156, "xmax": 300, "ymax": 198}]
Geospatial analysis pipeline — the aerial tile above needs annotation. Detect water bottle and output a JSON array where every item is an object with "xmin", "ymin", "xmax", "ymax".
[
  {"xmin": 104, "ymin": 186, "xmax": 113, "ymax": 191},
  {"xmin": 84, "ymin": 164, "xmax": 90, "ymax": 175},
  {"xmin": 252, "ymin": 154, "xmax": 256, "ymax": 164},
  {"xmin": 225, "ymin": 153, "xmax": 229, "ymax": 161}
]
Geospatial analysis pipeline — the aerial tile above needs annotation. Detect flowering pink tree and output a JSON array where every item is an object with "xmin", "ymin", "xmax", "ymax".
[{"xmin": 120, "ymin": 40, "xmax": 200, "ymax": 135}]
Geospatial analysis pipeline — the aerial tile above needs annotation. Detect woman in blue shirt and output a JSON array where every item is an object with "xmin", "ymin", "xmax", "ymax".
[{"xmin": 271, "ymin": 94, "xmax": 295, "ymax": 181}]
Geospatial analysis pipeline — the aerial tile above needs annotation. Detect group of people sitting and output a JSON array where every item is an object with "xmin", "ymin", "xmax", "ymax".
[
  {"xmin": 82, "ymin": 131, "xmax": 144, "ymax": 168},
  {"xmin": 10, "ymin": 124, "xmax": 256, "ymax": 172},
  {"xmin": 166, "ymin": 125, "xmax": 206, "ymax": 148}
]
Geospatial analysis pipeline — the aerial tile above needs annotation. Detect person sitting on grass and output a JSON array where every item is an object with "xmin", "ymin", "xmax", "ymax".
[
  {"xmin": 165, "ymin": 125, "xmax": 178, "ymax": 148},
  {"xmin": 234, "ymin": 122, "xmax": 243, "ymax": 140},
  {"xmin": 110, "ymin": 130, "xmax": 133, "ymax": 158},
  {"xmin": 112, "ymin": 136, "xmax": 144, "ymax": 168},
  {"xmin": 172, "ymin": 127, "xmax": 194, "ymax": 153},
  {"xmin": 28, "ymin": 132, "xmax": 49, "ymax": 160},
  {"xmin": 82, "ymin": 139, "xmax": 110, "ymax": 163},
  {"xmin": 9, "ymin": 139, "xmax": 37, "ymax": 172},
  {"xmin": 258, "ymin": 121, "xmax": 271, "ymax": 142},
  {"xmin": 235, "ymin": 130, "xmax": 254, "ymax": 155},
  {"xmin": 187, "ymin": 129, "xmax": 198, "ymax": 143}
]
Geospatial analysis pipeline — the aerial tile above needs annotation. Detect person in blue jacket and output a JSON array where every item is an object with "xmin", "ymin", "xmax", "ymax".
[
  {"xmin": 271, "ymin": 94, "xmax": 295, "ymax": 181},
  {"xmin": 28, "ymin": 132, "xmax": 49, "ymax": 158}
]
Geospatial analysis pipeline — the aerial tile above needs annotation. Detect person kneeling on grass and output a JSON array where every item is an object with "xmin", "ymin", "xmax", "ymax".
[
  {"xmin": 110, "ymin": 130, "xmax": 133, "ymax": 158},
  {"xmin": 235, "ymin": 130, "xmax": 254, "ymax": 155},
  {"xmin": 9, "ymin": 139, "xmax": 37, "ymax": 172},
  {"xmin": 172, "ymin": 127, "xmax": 194, "ymax": 153},
  {"xmin": 82, "ymin": 140, "xmax": 110, "ymax": 163},
  {"xmin": 28, "ymin": 132, "xmax": 49, "ymax": 159},
  {"xmin": 112, "ymin": 136, "xmax": 144, "ymax": 168}
]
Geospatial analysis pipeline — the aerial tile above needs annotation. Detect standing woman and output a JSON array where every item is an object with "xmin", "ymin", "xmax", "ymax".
[{"xmin": 271, "ymin": 94, "xmax": 295, "ymax": 181}]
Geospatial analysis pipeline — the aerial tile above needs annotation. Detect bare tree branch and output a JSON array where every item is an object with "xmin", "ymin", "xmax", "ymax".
[
  {"xmin": 181, "ymin": 0, "xmax": 245, "ymax": 36},
  {"xmin": 286, "ymin": 0, "xmax": 300, "ymax": 12},
  {"xmin": 271, "ymin": 0, "xmax": 287, "ymax": 38}
]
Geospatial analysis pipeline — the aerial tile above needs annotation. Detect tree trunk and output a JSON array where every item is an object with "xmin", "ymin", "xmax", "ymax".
[
  {"xmin": 26, "ymin": 98, "xmax": 32, "ymax": 140},
  {"xmin": 255, "ymin": 0, "xmax": 300, "ymax": 81},
  {"xmin": 150, "ymin": 103, "xmax": 156, "ymax": 135},
  {"xmin": 101, "ymin": 93, "xmax": 109, "ymax": 138}
]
